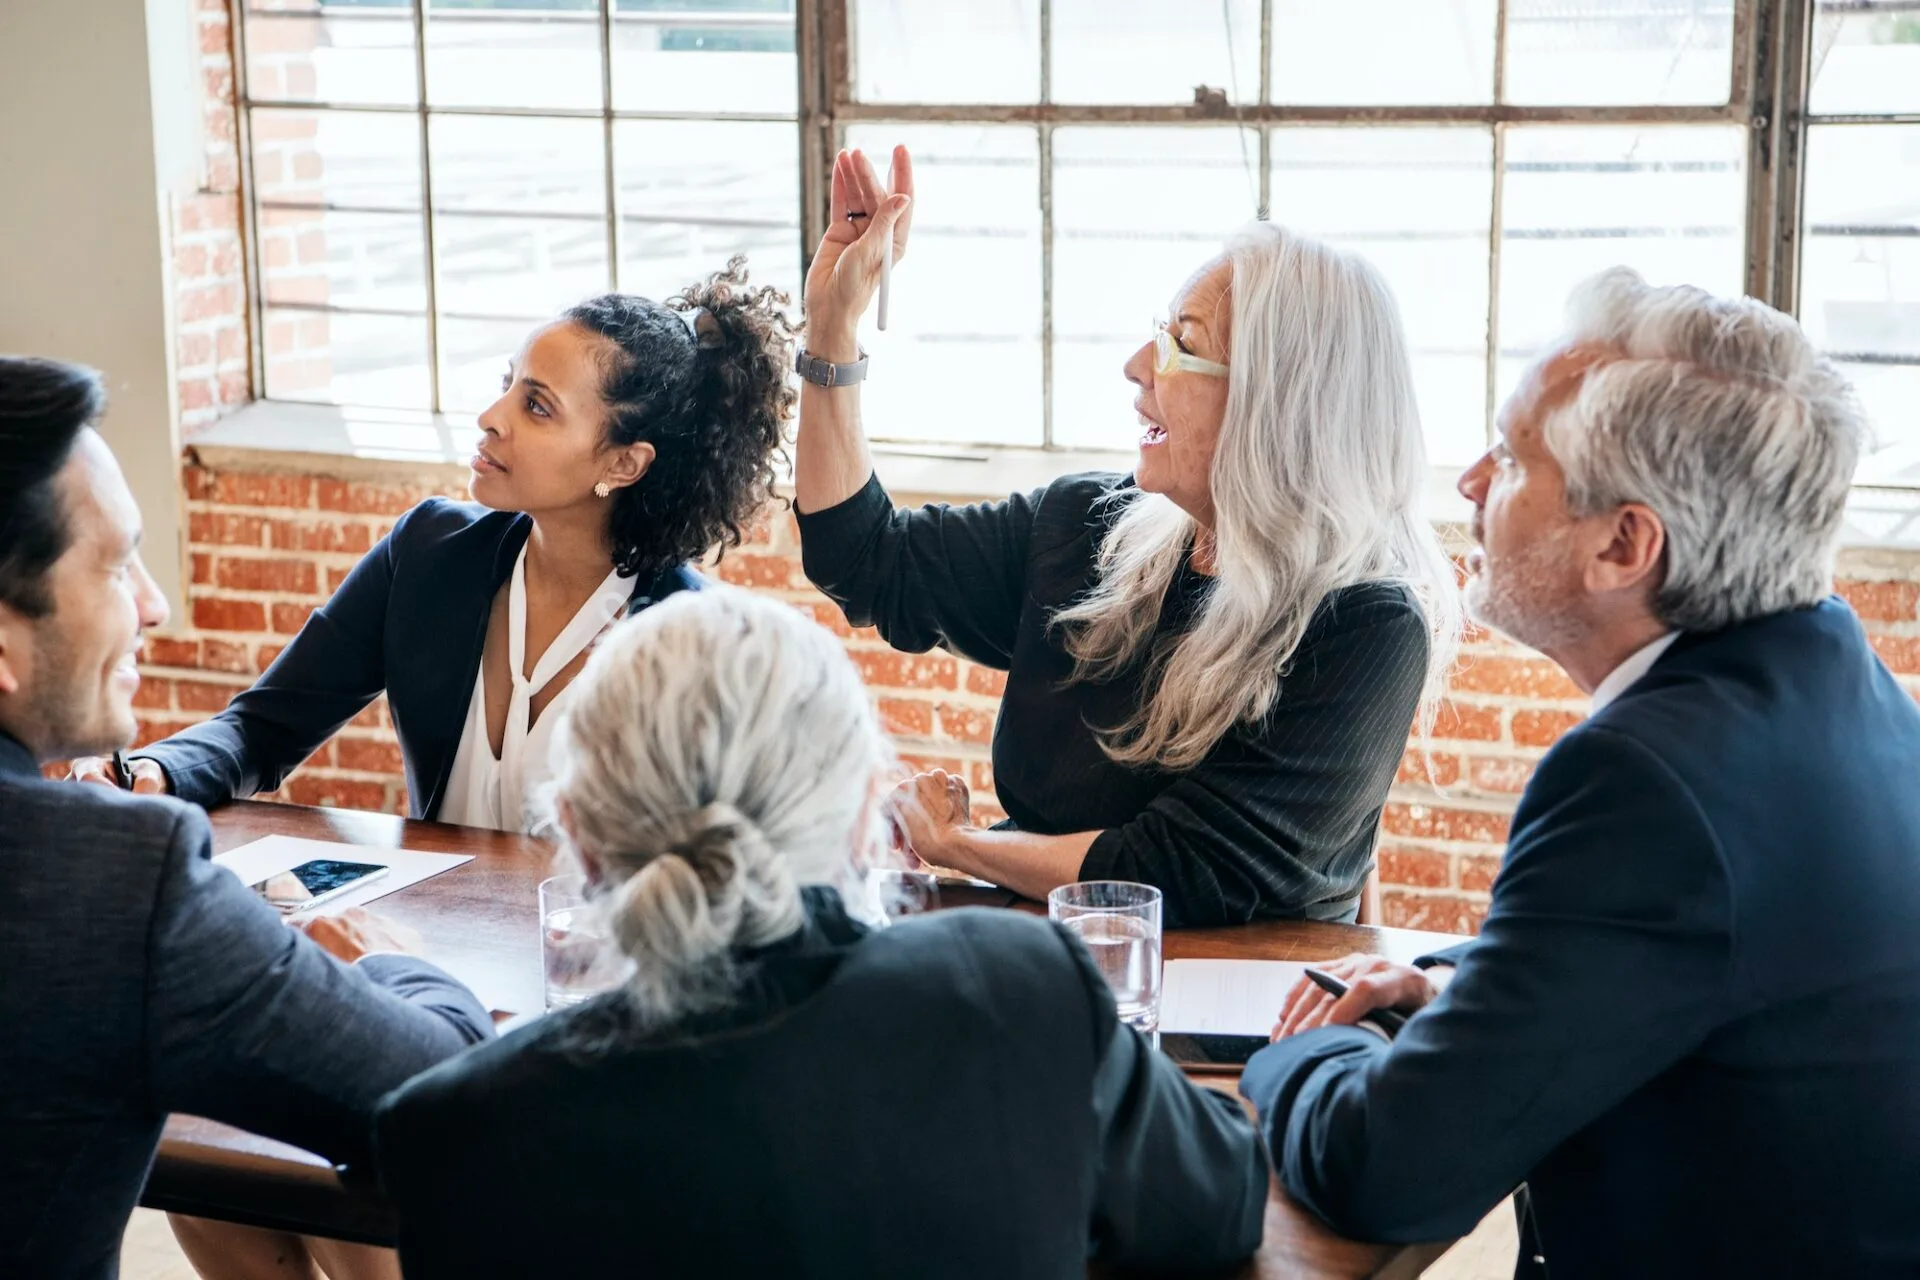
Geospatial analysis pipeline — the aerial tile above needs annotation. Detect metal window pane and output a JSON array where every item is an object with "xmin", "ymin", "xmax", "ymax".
[
  {"xmin": 1271, "ymin": 127, "xmax": 1494, "ymax": 466},
  {"xmin": 257, "ymin": 206, "xmax": 428, "ymax": 313},
  {"xmin": 1497, "ymin": 125, "xmax": 1746, "ymax": 399},
  {"xmin": 611, "ymin": 1, "xmax": 797, "ymax": 117},
  {"xmin": 424, "ymin": 1, "xmax": 603, "ymax": 112},
  {"xmin": 852, "ymin": 0, "xmax": 1040, "ymax": 104},
  {"xmin": 250, "ymin": 108, "xmax": 422, "ymax": 210},
  {"xmin": 243, "ymin": 8, "xmax": 418, "ymax": 107},
  {"xmin": 262, "ymin": 306, "xmax": 432, "ymax": 409},
  {"xmin": 1801, "ymin": 124, "xmax": 1920, "ymax": 483},
  {"xmin": 1050, "ymin": 127, "xmax": 1260, "ymax": 451},
  {"xmin": 439, "ymin": 316, "xmax": 535, "ymax": 416},
  {"xmin": 1051, "ymin": 0, "xmax": 1261, "ymax": 106},
  {"xmin": 429, "ymin": 115, "xmax": 606, "ymax": 216},
  {"xmin": 434, "ymin": 215, "xmax": 613, "ymax": 319},
  {"xmin": 1809, "ymin": 4, "xmax": 1920, "ymax": 116},
  {"xmin": 1271, "ymin": 1, "xmax": 1496, "ymax": 106},
  {"xmin": 844, "ymin": 125, "xmax": 1042, "ymax": 446},
  {"xmin": 614, "ymin": 120, "xmax": 802, "ymax": 303},
  {"xmin": 1503, "ymin": 0, "xmax": 1735, "ymax": 107}
]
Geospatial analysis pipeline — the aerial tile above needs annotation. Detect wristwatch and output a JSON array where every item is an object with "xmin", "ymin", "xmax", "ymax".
[{"xmin": 794, "ymin": 346, "xmax": 869, "ymax": 387}]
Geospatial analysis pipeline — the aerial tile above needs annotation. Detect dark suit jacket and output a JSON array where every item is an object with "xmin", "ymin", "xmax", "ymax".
[
  {"xmin": 377, "ymin": 888, "xmax": 1269, "ymax": 1279},
  {"xmin": 1241, "ymin": 600, "xmax": 1920, "ymax": 1279},
  {"xmin": 0, "ymin": 732, "xmax": 493, "ymax": 1280},
  {"xmin": 137, "ymin": 498, "xmax": 701, "ymax": 819}
]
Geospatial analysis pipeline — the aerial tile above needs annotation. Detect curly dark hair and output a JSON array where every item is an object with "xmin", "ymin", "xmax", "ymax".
[{"xmin": 564, "ymin": 257, "xmax": 796, "ymax": 579}]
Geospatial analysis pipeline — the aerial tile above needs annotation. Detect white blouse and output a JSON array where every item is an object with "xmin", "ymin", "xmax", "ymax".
[{"xmin": 439, "ymin": 543, "xmax": 636, "ymax": 833}]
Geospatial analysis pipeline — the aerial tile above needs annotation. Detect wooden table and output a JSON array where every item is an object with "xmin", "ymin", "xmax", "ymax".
[{"xmin": 142, "ymin": 800, "xmax": 1466, "ymax": 1279}]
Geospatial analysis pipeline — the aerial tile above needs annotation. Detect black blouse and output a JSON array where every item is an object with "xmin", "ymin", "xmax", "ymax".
[{"xmin": 797, "ymin": 471, "xmax": 1429, "ymax": 927}]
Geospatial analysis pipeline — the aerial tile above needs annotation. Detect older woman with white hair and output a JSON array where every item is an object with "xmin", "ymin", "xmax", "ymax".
[
  {"xmin": 793, "ymin": 147, "xmax": 1460, "ymax": 926},
  {"xmin": 372, "ymin": 587, "xmax": 1268, "ymax": 1278}
]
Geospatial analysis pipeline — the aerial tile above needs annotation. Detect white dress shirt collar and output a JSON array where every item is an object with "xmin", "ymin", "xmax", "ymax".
[{"xmin": 1589, "ymin": 631, "xmax": 1680, "ymax": 714}]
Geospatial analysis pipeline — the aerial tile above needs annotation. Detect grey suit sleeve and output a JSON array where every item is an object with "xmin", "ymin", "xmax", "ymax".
[
  {"xmin": 1056, "ymin": 924, "xmax": 1267, "ymax": 1270},
  {"xmin": 144, "ymin": 805, "xmax": 492, "ymax": 1169},
  {"xmin": 1239, "ymin": 727, "xmax": 1737, "ymax": 1243}
]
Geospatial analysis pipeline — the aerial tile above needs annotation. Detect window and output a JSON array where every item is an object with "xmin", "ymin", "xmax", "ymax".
[{"xmin": 232, "ymin": 1, "xmax": 1918, "ymax": 483}]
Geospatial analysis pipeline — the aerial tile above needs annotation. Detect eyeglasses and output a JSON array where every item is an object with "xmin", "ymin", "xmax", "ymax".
[{"xmin": 1153, "ymin": 326, "xmax": 1228, "ymax": 379}]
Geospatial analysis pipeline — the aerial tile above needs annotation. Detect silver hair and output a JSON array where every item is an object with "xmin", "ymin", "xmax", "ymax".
[
  {"xmin": 1052, "ymin": 222, "xmax": 1463, "ymax": 771},
  {"xmin": 541, "ymin": 586, "xmax": 893, "ymax": 1028},
  {"xmin": 1544, "ymin": 268, "xmax": 1868, "ymax": 632}
]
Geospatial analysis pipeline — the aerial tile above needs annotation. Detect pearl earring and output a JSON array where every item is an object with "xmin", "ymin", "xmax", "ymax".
[{"xmin": 593, "ymin": 481, "xmax": 611, "ymax": 498}]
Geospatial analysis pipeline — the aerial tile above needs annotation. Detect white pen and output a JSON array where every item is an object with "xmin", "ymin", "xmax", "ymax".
[{"xmin": 877, "ymin": 156, "xmax": 894, "ymax": 331}]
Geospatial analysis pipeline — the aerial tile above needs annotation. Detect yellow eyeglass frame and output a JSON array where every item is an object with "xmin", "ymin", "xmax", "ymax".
[{"xmin": 1153, "ymin": 327, "xmax": 1228, "ymax": 379}]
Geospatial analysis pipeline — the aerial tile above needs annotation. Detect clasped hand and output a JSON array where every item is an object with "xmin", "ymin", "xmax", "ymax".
[{"xmin": 886, "ymin": 768, "xmax": 972, "ymax": 866}]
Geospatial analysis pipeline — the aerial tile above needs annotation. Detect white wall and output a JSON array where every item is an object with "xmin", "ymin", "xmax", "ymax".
[{"xmin": 0, "ymin": 0, "xmax": 203, "ymax": 613}]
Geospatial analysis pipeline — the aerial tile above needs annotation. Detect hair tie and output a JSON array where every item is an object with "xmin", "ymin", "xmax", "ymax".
[{"xmin": 676, "ymin": 305, "xmax": 725, "ymax": 351}]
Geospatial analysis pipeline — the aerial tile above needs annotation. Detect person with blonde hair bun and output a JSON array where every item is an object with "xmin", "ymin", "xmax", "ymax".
[{"xmin": 373, "ymin": 587, "xmax": 1268, "ymax": 1279}]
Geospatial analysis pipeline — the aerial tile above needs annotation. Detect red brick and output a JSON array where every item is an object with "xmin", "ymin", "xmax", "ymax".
[
  {"xmin": 216, "ymin": 556, "xmax": 318, "ymax": 594},
  {"xmin": 178, "ymin": 283, "xmax": 241, "ymax": 324},
  {"xmin": 1459, "ymin": 853, "xmax": 1504, "ymax": 894},
  {"xmin": 935, "ymin": 703, "xmax": 995, "ymax": 745},
  {"xmin": 212, "ymin": 473, "xmax": 313, "ymax": 509},
  {"xmin": 255, "ymin": 644, "xmax": 286, "ymax": 670},
  {"xmin": 853, "ymin": 651, "xmax": 958, "ymax": 692},
  {"xmin": 179, "ymin": 331, "xmax": 215, "ymax": 367},
  {"xmin": 267, "ymin": 517, "xmax": 374, "ymax": 554},
  {"xmin": 193, "ymin": 597, "xmax": 266, "ymax": 632},
  {"xmin": 335, "ymin": 737, "xmax": 404, "ymax": 775},
  {"xmin": 327, "ymin": 568, "xmax": 352, "ymax": 593},
  {"xmin": 179, "ymin": 380, "xmax": 214, "ymax": 414},
  {"xmin": 314, "ymin": 479, "xmax": 424, "ymax": 517},
  {"xmin": 183, "ymin": 467, "xmax": 217, "ymax": 500},
  {"xmin": 177, "ymin": 194, "xmax": 238, "ymax": 233},
  {"xmin": 877, "ymin": 697, "xmax": 934, "ymax": 737},
  {"xmin": 1381, "ymin": 891, "xmax": 1487, "ymax": 936},
  {"xmin": 1431, "ymin": 700, "xmax": 1502, "ymax": 743},
  {"xmin": 1871, "ymin": 634, "xmax": 1920, "ymax": 676},
  {"xmin": 201, "ymin": 638, "xmax": 254, "ymax": 674},
  {"xmin": 1511, "ymin": 709, "xmax": 1583, "ymax": 749},
  {"xmin": 1839, "ymin": 580, "xmax": 1920, "ymax": 623},
  {"xmin": 1378, "ymin": 846, "xmax": 1452, "ymax": 889},
  {"xmin": 133, "ymin": 717, "xmax": 204, "ymax": 748},
  {"xmin": 1466, "ymin": 754, "xmax": 1534, "ymax": 795},
  {"xmin": 1381, "ymin": 802, "xmax": 1509, "ymax": 846},
  {"xmin": 190, "ymin": 553, "xmax": 214, "ymax": 586},
  {"xmin": 283, "ymin": 775, "xmax": 390, "ymax": 812},
  {"xmin": 895, "ymin": 753, "xmax": 970, "ymax": 778},
  {"xmin": 175, "ymin": 243, "xmax": 209, "ymax": 279},
  {"xmin": 713, "ymin": 553, "xmax": 806, "ymax": 591},
  {"xmin": 189, "ymin": 511, "xmax": 268, "ymax": 547},
  {"xmin": 1448, "ymin": 656, "xmax": 1583, "ymax": 701},
  {"xmin": 968, "ymin": 759, "xmax": 996, "ymax": 795},
  {"xmin": 965, "ymin": 665, "xmax": 1009, "ymax": 698},
  {"xmin": 198, "ymin": 13, "xmax": 231, "ymax": 54},
  {"xmin": 144, "ymin": 636, "xmax": 201, "ymax": 668},
  {"xmin": 1397, "ymin": 748, "xmax": 1461, "ymax": 788},
  {"xmin": 132, "ymin": 678, "xmax": 173, "ymax": 711},
  {"xmin": 800, "ymin": 600, "xmax": 854, "ymax": 639},
  {"xmin": 350, "ymin": 701, "xmax": 387, "ymax": 730},
  {"xmin": 176, "ymin": 679, "xmax": 239, "ymax": 713},
  {"xmin": 972, "ymin": 801, "xmax": 1009, "ymax": 827},
  {"xmin": 272, "ymin": 602, "xmax": 318, "ymax": 635}
]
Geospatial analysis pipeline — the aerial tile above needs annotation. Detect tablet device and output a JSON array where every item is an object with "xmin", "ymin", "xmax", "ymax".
[{"xmin": 251, "ymin": 858, "xmax": 389, "ymax": 914}]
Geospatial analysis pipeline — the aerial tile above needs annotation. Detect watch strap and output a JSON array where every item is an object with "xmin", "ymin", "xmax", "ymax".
[{"xmin": 795, "ymin": 346, "xmax": 869, "ymax": 388}]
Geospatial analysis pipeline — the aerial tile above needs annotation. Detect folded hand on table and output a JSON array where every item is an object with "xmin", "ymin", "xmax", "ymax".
[
  {"xmin": 886, "ymin": 768, "xmax": 972, "ymax": 866},
  {"xmin": 1272, "ymin": 952, "xmax": 1437, "ymax": 1041},
  {"xmin": 292, "ymin": 908, "xmax": 423, "ymax": 965},
  {"xmin": 67, "ymin": 754, "xmax": 168, "ymax": 793}
]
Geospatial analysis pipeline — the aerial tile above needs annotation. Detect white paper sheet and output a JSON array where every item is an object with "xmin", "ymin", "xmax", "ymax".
[
  {"xmin": 1160, "ymin": 958, "xmax": 1310, "ymax": 1036},
  {"xmin": 213, "ymin": 834, "xmax": 472, "ymax": 915}
]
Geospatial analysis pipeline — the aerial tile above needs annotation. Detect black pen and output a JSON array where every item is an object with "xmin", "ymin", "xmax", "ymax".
[
  {"xmin": 112, "ymin": 750, "xmax": 135, "ymax": 791},
  {"xmin": 1303, "ymin": 966, "xmax": 1408, "ymax": 1036}
]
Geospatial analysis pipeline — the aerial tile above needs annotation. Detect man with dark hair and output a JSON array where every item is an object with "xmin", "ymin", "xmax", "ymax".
[{"xmin": 0, "ymin": 355, "xmax": 493, "ymax": 1279}]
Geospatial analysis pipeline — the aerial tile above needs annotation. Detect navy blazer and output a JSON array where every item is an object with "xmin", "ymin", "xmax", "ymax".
[
  {"xmin": 139, "ymin": 498, "xmax": 701, "ymax": 819},
  {"xmin": 1241, "ymin": 599, "xmax": 1920, "ymax": 1279},
  {"xmin": 0, "ymin": 731, "xmax": 492, "ymax": 1280}
]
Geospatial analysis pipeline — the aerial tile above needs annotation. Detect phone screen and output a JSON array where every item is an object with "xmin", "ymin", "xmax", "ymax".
[
  {"xmin": 1159, "ymin": 1032, "xmax": 1272, "ymax": 1072},
  {"xmin": 251, "ymin": 858, "xmax": 389, "ymax": 913}
]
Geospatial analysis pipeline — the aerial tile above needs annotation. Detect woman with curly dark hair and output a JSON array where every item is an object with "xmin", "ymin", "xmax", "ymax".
[{"xmin": 75, "ymin": 258, "xmax": 796, "ymax": 838}]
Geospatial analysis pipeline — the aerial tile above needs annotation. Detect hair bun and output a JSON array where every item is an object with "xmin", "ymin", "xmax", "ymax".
[
  {"xmin": 687, "ymin": 306, "xmax": 725, "ymax": 351},
  {"xmin": 663, "ymin": 801, "xmax": 769, "ymax": 872}
]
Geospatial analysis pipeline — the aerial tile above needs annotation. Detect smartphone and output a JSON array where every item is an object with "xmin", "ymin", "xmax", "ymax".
[
  {"xmin": 250, "ymin": 858, "xmax": 389, "ymax": 914},
  {"xmin": 1158, "ymin": 1032, "xmax": 1272, "ymax": 1074}
]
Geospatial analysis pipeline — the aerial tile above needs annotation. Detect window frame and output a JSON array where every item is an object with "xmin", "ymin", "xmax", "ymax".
[{"xmin": 229, "ymin": 1, "xmax": 1902, "ymax": 478}]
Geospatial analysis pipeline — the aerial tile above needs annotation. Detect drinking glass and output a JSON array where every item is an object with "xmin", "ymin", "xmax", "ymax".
[
  {"xmin": 1048, "ymin": 881, "xmax": 1164, "ymax": 1032},
  {"xmin": 538, "ymin": 874, "xmax": 632, "ymax": 1011}
]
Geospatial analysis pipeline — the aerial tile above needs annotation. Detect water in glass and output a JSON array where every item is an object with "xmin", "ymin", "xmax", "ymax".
[{"xmin": 1063, "ymin": 912, "xmax": 1163, "ymax": 1031}]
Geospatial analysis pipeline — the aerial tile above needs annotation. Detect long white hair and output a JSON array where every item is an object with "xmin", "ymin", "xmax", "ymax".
[{"xmin": 1053, "ymin": 223, "xmax": 1462, "ymax": 771}]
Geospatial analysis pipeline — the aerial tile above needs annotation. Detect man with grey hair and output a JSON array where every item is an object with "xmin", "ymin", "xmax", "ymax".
[{"xmin": 1239, "ymin": 270, "xmax": 1920, "ymax": 1278}]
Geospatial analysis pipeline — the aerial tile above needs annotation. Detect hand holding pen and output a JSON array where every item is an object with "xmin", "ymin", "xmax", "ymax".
[
  {"xmin": 1272, "ymin": 953, "xmax": 1437, "ymax": 1041},
  {"xmin": 67, "ymin": 750, "xmax": 168, "ymax": 794}
]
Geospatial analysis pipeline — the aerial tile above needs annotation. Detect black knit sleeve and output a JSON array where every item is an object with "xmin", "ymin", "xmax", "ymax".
[{"xmin": 1078, "ymin": 583, "xmax": 1429, "ymax": 927}]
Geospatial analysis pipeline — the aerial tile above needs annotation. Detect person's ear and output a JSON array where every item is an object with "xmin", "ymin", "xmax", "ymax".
[
  {"xmin": 0, "ymin": 605, "xmax": 25, "ymax": 696},
  {"xmin": 1584, "ymin": 502, "xmax": 1666, "ymax": 598},
  {"xmin": 599, "ymin": 441, "xmax": 656, "ymax": 494}
]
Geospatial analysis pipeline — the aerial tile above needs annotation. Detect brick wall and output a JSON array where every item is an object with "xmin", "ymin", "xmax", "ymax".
[{"xmin": 135, "ymin": 454, "xmax": 1920, "ymax": 933}]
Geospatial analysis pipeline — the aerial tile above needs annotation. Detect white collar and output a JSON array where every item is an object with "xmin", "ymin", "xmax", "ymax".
[{"xmin": 1590, "ymin": 632, "xmax": 1680, "ymax": 713}]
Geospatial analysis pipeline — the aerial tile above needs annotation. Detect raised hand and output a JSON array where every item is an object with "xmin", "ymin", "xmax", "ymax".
[{"xmin": 803, "ymin": 145, "xmax": 914, "ymax": 345}]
